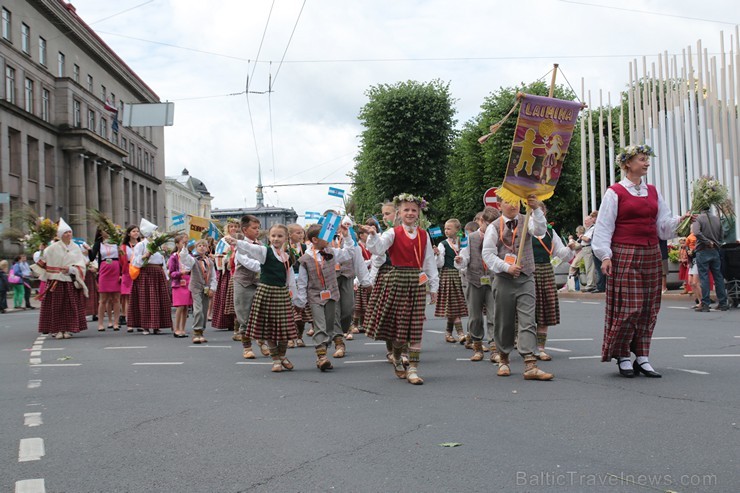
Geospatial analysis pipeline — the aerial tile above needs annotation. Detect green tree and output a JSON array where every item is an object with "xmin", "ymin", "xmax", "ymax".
[
  {"xmin": 444, "ymin": 80, "xmax": 584, "ymax": 235},
  {"xmin": 351, "ymin": 80, "xmax": 457, "ymax": 225}
]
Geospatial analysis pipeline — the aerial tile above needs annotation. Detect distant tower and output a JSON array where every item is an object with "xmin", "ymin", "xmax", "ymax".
[{"xmin": 256, "ymin": 162, "xmax": 264, "ymax": 208}]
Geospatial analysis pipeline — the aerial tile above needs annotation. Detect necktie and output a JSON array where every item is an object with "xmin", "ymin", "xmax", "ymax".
[{"xmin": 507, "ymin": 219, "xmax": 518, "ymax": 230}]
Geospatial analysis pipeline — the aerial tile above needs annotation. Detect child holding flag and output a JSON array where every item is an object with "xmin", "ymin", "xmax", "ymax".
[
  {"xmin": 179, "ymin": 239, "xmax": 218, "ymax": 343},
  {"xmin": 434, "ymin": 218, "xmax": 468, "ymax": 344}
]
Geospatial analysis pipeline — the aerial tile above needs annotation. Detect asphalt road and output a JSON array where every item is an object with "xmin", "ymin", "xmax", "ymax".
[{"xmin": 2, "ymin": 295, "xmax": 738, "ymax": 493}]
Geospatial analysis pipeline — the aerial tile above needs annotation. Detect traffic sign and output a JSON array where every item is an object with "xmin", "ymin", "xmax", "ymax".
[{"xmin": 483, "ymin": 187, "xmax": 499, "ymax": 209}]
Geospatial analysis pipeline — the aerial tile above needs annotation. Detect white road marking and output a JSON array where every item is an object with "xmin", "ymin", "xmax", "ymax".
[
  {"xmin": 31, "ymin": 364, "xmax": 82, "ymax": 367},
  {"xmin": 26, "ymin": 403, "xmax": 42, "ymax": 407},
  {"xmin": 25, "ymin": 348, "xmax": 63, "ymax": 351},
  {"xmin": 188, "ymin": 345, "xmax": 231, "ymax": 348},
  {"xmin": 653, "ymin": 336, "xmax": 687, "ymax": 340},
  {"xmin": 29, "ymin": 358, "xmax": 41, "ymax": 365},
  {"xmin": 27, "ymin": 380, "xmax": 41, "ymax": 389},
  {"xmin": 30, "ymin": 351, "xmax": 41, "ymax": 357},
  {"xmin": 104, "ymin": 346, "xmax": 147, "ymax": 350},
  {"xmin": 31, "ymin": 345, "xmax": 42, "ymax": 350},
  {"xmin": 568, "ymin": 355, "xmax": 601, "ymax": 360},
  {"xmin": 734, "ymin": 336, "xmax": 740, "ymax": 338},
  {"xmin": 684, "ymin": 354, "xmax": 740, "ymax": 358},
  {"xmin": 666, "ymin": 367, "xmax": 710, "ymax": 375},
  {"xmin": 456, "ymin": 358, "xmax": 471, "ymax": 361},
  {"xmin": 15, "ymin": 479, "xmax": 45, "ymax": 493},
  {"xmin": 344, "ymin": 359, "xmax": 386, "ymax": 364},
  {"xmin": 24, "ymin": 413, "xmax": 43, "ymax": 427},
  {"xmin": 18, "ymin": 438, "xmax": 45, "ymax": 462},
  {"xmin": 561, "ymin": 300, "xmax": 577, "ymax": 303},
  {"xmin": 235, "ymin": 361, "xmax": 273, "ymax": 365},
  {"xmin": 667, "ymin": 306, "xmax": 690, "ymax": 310},
  {"xmin": 425, "ymin": 330, "xmax": 446, "ymax": 334},
  {"xmin": 543, "ymin": 347, "xmax": 572, "ymax": 353},
  {"xmin": 131, "ymin": 362, "xmax": 183, "ymax": 365},
  {"xmin": 548, "ymin": 338, "xmax": 594, "ymax": 342},
  {"xmin": 364, "ymin": 342, "xmax": 386, "ymax": 345},
  {"xmin": 582, "ymin": 301, "xmax": 600, "ymax": 305}
]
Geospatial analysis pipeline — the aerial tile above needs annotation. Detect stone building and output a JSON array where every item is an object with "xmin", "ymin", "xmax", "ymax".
[
  {"xmin": 0, "ymin": 0, "xmax": 165, "ymax": 251},
  {"xmin": 164, "ymin": 168, "xmax": 212, "ymax": 230}
]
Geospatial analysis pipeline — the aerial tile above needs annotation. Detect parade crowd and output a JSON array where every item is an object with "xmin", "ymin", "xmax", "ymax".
[{"xmin": 5, "ymin": 145, "xmax": 735, "ymax": 384}]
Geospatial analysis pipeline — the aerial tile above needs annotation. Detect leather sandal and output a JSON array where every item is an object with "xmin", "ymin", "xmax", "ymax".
[
  {"xmin": 537, "ymin": 350, "xmax": 552, "ymax": 361},
  {"xmin": 406, "ymin": 369, "xmax": 424, "ymax": 385},
  {"xmin": 281, "ymin": 358, "xmax": 294, "ymax": 370},
  {"xmin": 393, "ymin": 359, "xmax": 407, "ymax": 379},
  {"xmin": 243, "ymin": 348, "xmax": 256, "ymax": 359},
  {"xmin": 497, "ymin": 363, "xmax": 511, "ymax": 377},
  {"xmin": 271, "ymin": 362, "xmax": 283, "ymax": 372},
  {"xmin": 445, "ymin": 332, "xmax": 455, "ymax": 343}
]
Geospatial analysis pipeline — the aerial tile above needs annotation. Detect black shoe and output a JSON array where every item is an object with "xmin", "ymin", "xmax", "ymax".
[
  {"xmin": 119, "ymin": 316, "xmax": 127, "ymax": 326},
  {"xmin": 92, "ymin": 315, "xmax": 98, "ymax": 321},
  {"xmin": 26, "ymin": 305, "xmax": 35, "ymax": 309},
  {"xmin": 633, "ymin": 360, "xmax": 662, "ymax": 378},
  {"xmin": 617, "ymin": 360, "xmax": 634, "ymax": 378},
  {"xmin": 694, "ymin": 303, "xmax": 710, "ymax": 312},
  {"xmin": 719, "ymin": 305, "xmax": 729, "ymax": 311}
]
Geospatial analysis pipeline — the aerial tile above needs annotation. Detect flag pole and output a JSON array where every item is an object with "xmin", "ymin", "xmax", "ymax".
[{"xmin": 515, "ymin": 64, "xmax": 558, "ymax": 266}]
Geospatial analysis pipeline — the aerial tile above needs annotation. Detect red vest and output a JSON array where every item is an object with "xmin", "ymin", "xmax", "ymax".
[
  {"xmin": 388, "ymin": 225, "xmax": 427, "ymax": 268},
  {"xmin": 611, "ymin": 183, "xmax": 659, "ymax": 246}
]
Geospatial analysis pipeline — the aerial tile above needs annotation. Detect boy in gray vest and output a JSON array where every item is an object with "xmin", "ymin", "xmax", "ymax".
[
  {"xmin": 179, "ymin": 239, "xmax": 218, "ymax": 344},
  {"xmin": 234, "ymin": 215, "xmax": 263, "ymax": 359},
  {"xmin": 482, "ymin": 195, "xmax": 553, "ymax": 380}
]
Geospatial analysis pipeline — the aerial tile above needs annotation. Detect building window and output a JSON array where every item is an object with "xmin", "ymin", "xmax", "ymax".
[
  {"xmin": 39, "ymin": 37, "xmax": 47, "ymax": 66},
  {"xmin": 110, "ymin": 93, "xmax": 115, "ymax": 104},
  {"xmin": 129, "ymin": 142, "xmax": 135, "ymax": 165},
  {"xmin": 21, "ymin": 23, "xmax": 29, "ymax": 54},
  {"xmin": 57, "ymin": 52, "xmax": 65, "ymax": 77},
  {"xmin": 121, "ymin": 136, "xmax": 127, "ymax": 154},
  {"xmin": 41, "ymin": 88, "xmax": 49, "ymax": 121},
  {"xmin": 101, "ymin": 84, "xmax": 106, "ymax": 101},
  {"xmin": 73, "ymin": 99, "xmax": 81, "ymax": 127},
  {"xmin": 137, "ymin": 146, "xmax": 142, "ymax": 170},
  {"xmin": 73, "ymin": 64, "xmax": 79, "ymax": 83},
  {"xmin": 24, "ymin": 78, "xmax": 33, "ymax": 113},
  {"xmin": 144, "ymin": 152, "xmax": 150, "ymax": 174},
  {"xmin": 100, "ymin": 118, "xmax": 107, "ymax": 139},
  {"xmin": 87, "ymin": 74, "xmax": 93, "ymax": 92},
  {"xmin": 5, "ymin": 66, "xmax": 15, "ymax": 103},
  {"xmin": 88, "ymin": 109, "xmax": 95, "ymax": 130},
  {"xmin": 27, "ymin": 137, "xmax": 39, "ymax": 182},
  {"xmin": 8, "ymin": 127, "xmax": 21, "ymax": 176},
  {"xmin": 1, "ymin": 8, "xmax": 10, "ymax": 41}
]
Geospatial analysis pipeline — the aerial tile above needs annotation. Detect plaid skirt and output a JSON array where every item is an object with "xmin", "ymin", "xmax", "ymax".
[
  {"xmin": 363, "ymin": 264, "xmax": 393, "ymax": 329},
  {"xmin": 602, "ymin": 243, "xmax": 662, "ymax": 361},
  {"xmin": 246, "ymin": 284, "xmax": 297, "ymax": 341},
  {"xmin": 211, "ymin": 270, "xmax": 236, "ymax": 328},
  {"xmin": 353, "ymin": 285, "xmax": 372, "ymax": 318},
  {"xmin": 85, "ymin": 271, "xmax": 99, "ymax": 316},
  {"xmin": 365, "ymin": 267, "xmax": 427, "ymax": 344},
  {"xmin": 434, "ymin": 267, "xmax": 468, "ymax": 318},
  {"xmin": 534, "ymin": 262, "xmax": 560, "ymax": 326},
  {"xmin": 293, "ymin": 305, "xmax": 314, "ymax": 323},
  {"xmin": 127, "ymin": 265, "xmax": 173, "ymax": 329},
  {"xmin": 38, "ymin": 281, "xmax": 87, "ymax": 334}
]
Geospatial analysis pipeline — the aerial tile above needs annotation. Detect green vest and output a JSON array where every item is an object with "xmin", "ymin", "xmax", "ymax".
[
  {"xmin": 532, "ymin": 227, "xmax": 553, "ymax": 265},
  {"xmin": 261, "ymin": 247, "xmax": 289, "ymax": 286}
]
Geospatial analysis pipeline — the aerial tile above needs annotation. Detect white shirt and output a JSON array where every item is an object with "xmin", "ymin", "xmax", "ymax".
[
  {"xmin": 293, "ymin": 242, "xmax": 353, "ymax": 308},
  {"xmin": 366, "ymin": 225, "xmax": 439, "ymax": 293},
  {"xmin": 234, "ymin": 238, "xmax": 261, "ymax": 272},
  {"xmin": 481, "ymin": 208, "xmax": 546, "ymax": 275},
  {"xmin": 591, "ymin": 178, "xmax": 680, "ymax": 261},
  {"xmin": 132, "ymin": 238, "xmax": 164, "ymax": 267}
]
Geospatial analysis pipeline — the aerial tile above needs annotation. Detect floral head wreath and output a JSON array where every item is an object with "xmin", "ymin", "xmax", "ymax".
[
  {"xmin": 616, "ymin": 144, "xmax": 655, "ymax": 164},
  {"xmin": 393, "ymin": 193, "xmax": 429, "ymax": 211}
]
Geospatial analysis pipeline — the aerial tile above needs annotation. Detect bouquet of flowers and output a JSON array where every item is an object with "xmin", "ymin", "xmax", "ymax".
[
  {"xmin": 676, "ymin": 176, "xmax": 734, "ymax": 236},
  {"xmin": 87, "ymin": 209, "xmax": 123, "ymax": 245},
  {"xmin": 1, "ymin": 206, "xmax": 57, "ymax": 253},
  {"xmin": 143, "ymin": 231, "xmax": 178, "ymax": 266}
]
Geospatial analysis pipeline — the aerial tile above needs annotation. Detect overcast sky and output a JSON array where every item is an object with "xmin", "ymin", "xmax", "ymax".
[{"xmin": 68, "ymin": 0, "xmax": 738, "ymax": 223}]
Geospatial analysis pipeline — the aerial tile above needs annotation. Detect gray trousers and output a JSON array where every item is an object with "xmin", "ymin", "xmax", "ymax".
[
  {"xmin": 311, "ymin": 300, "xmax": 337, "ymax": 349},
  {"xmin": 465, "ymin": 283, "xmax": 494, "ymax": 342},
  {"xmin": 491, "ymin": 274, "xmax": 537, "ymax": 356},
  {"xmin": 333, "ymin": 275, "xmax": 355, "ymax": 336},
  {"xmin": 192, "ymin": 291, "xmax": 211, "ymax": 330},
  {"xmin": 234, "ymin": 283, "xmax": 257, "ymax": 333}
]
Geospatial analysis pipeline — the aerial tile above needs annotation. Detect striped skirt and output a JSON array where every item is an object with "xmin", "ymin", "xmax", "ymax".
[
  {"xmin": 211, "ymin": 270, "xmax": 236, "ymax": 329},
  {"xmin": 224, "ymin": 277, "xmax": 236, "ymax": 316},
  {"xmin": 293, "ymin": 305, "xmax": 314, "ymax": 323},
  {"xmin": 434, "ymin": 267, "xmax": 469, "ymax": 318},
  {"xmin": 534, "ymin": 262, "xmax": 560, "ymax": 326},
  {"xmin": 353, "ymin": 285, "xmax": 372, "ymax": 319},
  {"xmin": 98, "ymin": 259, "xmax": 121, "ymax": 293},
  {"xmin": 365, "ymin": 267, "xmax": 427, "ymax": 344},
  {"xmin": 246, "ymin": 284, "xmax": 297, "ymax": 341},
  {"xmin": 38, "ymin": 281, "xmax": 87, "ymax": 334},
  {"xmin": 601, "ymin": 243, "xmax": 662, "ymax": 361},
  {"xmin": 85, "ymin": 271, "xmax": 99, "ymax": 316},
  {"xmin": 363, "ymin": 264, "xmax": 393, "ymax": 329},
  {"xmin": 127, "ymin": 265, "xmax": 173, "ymax": 330}
]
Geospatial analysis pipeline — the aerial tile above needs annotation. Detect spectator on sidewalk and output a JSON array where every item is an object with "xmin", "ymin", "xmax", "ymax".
[
  {"xmin": 580, "ymin": 212, "xmax": 598, "ymax": 292},
  {"xmin": 0, "ymin": 260, "xmax": 9, "ymax": 313},
  {"xmin": 692, "ymin": 208, "xmax": 729, "ymax": 312}
]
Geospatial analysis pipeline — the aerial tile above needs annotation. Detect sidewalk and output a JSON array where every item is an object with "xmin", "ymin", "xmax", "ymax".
[
  {"xmin": 2, "ymin": 293, "xmax": 41, "ymax": 313},
  {"xmin": 559, "ymin": 288, "xmax": 701, "ymax": 302}
]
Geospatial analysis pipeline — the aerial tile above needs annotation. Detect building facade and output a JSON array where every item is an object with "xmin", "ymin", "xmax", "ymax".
[
  {"xmin": 0, "ymin": 0, "xmax": 165, "ymax": 252},
  {"xmin": 211, "ymin": 206, "xmax": 298, "ymax": 231},
  {"xmin": 164, "ymin": 168, "xmax": 212, "ymax": 230}
]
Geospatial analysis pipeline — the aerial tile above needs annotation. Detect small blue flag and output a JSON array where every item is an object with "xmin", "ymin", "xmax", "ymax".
[
  {"xmin": 305, "ymin": 211, "xmax": 321, "ymax": 220},
  {"xmin": 318, "ymin": 212, "xmax": 342, "ymax": 242},
  {"xmin": 207, "ymin": 222, "xmax": 221, "ymax": 239},
  {"xmin": 318, "ymin": 215, "xmax": 326, "ymax": 225},
  {"xmin": 460, "ymin": 234, "xmax": 469, "ymax": 249},
  {"xmin": 172, "ymin": 214, "xmax": 185, "ymax": 226},
  {"xmin": 348, "ymin": 227, "xmax": 358, "ymax": 244},
  {"xmin": 215, "ymin": 238, "xmax": 228, "ymax": 255},
  {"xmin": 328, "ymin": 187, "xmax": 345, "ymax": 198},
  {"xmin": 428, "ymin": 226, "xmax": 443, "ymax": 238},
  {"xmin": 187, "ymin": 239, "xmax": 196, "ymax": 251},
  {"xmin": 370, "ymin": 215, "xmax": 384, "ymax": 233},
  {"xmin": 72, "ymin": 237, "xmax": 86, "ymax": 247}
]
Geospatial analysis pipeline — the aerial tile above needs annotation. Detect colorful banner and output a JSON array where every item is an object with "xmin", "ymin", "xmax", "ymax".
[
  {"xmin": 188, "ymin": 215, "xmax": 210, "ymax": 241},
  {"xmin": 499, "ymin": 94, "xmax": 582, "ymax": 203}
]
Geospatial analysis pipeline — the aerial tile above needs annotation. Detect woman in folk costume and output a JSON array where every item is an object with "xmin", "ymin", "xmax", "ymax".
[
  {"xmin": 362, "ymin": 193, "xmax": 439, "ymax": 385},
  {"xmin": 434, "ymin": 218, "xmax": 469, "ymax": 344},
  {"xmin": 37, "ymin": 218, "xmax": 88, "ymax": 339},
  {"xmin": 128, "ymin": 218, "xmax": 173, "ymax": 335},
  {"xmin": 211, "ymin": 219, "xmax": 239, "ymax": 334},
  {"xmin": 592, "ymin": 145, "xmax": 686, "ymax": 378},
  {"xmin": 168, "ymin": 233, "xmax": 192, "ymax": 338},
  {"xmin": 119, "ymin": 225, "xmax": 140, "ymax": 330},
  {"xmin": 90, "ymin": 228, "xmax": 122, "ymax": 331},
  {"xmin": 82, "ymin": 239, "xmax": 99, "ymax": 321},
  {"xmin": 531, "ymin": 203, "xmax": 575, "ymax": 361},
  {"xmin": 225, "ymin": 224, "xmax": 298, "ymax": 373},
  {"xmin": 287, "ymin": 223, "xmax": 311, "ymax": 348}
]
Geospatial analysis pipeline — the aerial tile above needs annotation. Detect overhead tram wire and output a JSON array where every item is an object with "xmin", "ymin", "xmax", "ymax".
[
  {"xmin": 271, "ymin": 0, "xmax": 308, "ymax": 89},
  {"xmin": 557, "ymin": 66, "xmax": 584, "ymax": 105},
  {"xmin": 268, "ymin": 65, "xmax": 276, "ymax": 184},
  {"xmin": 248, "ymin": 0, "xmax": 276, "ymax": 92},
  {"xmin": 555, "ymin": 0, "xmax": 738, "ymax": 26},
  {"xmin": 89, "ymin": 0, "xmax": 155, "ymax": 25}
]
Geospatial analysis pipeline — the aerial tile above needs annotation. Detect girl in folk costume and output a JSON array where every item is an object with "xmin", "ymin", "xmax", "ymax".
[
  {"xmin": 168, "ymin": 234, "xmax": 192, "ymax": 338},
  {"xmin": 179, "ymin": 239, "xmax": 218, "ymax": 344},
  {"xmin": 82, "ymin": 240, "xmax": 99, "ymax": 321},
  {"xmin": 530, "ymin": 203, "xmax": 575, "ymax": 361},
  {"xmin": 293, "ymin": 223, "xmax": 356, "ymax": 370},
  {"xmin": 128, "ymin": 219, "xmax": 173, "ymax": 335},
  {"xmin": 211, "ymin": 219, "xmax": 239, "ymax": 335},
  {"xmin": 434, "ymin": 218, "xmax": 469, "ymax": 344},
  {"xmin": 362, "ymin": 194, "xmax": 439, "ymax": 385},
  {"xmin": 592, "ymin": 145, "xmax": 686, "ymax": 378},
  {"xmin": 119, "ymin": 225, "xmax": 140, "ymax": 330},
  {"xmin": 90, "ymin": 228, "xmax": 123, "ymax": 331},
  {"xmin": 351, "ymin": 227, "xmax": 373, "ymax": 334},
  {"xmin": 287, "ymin": 223, "xmax": 311, "ymax": 348},
  {"xmin": 226, "ymin": 224, "xmax": 298, "ymax": 373},
  {"xmin": 37, "ymin": 218, "xmax": 88, "ymax": 339}
]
